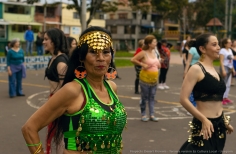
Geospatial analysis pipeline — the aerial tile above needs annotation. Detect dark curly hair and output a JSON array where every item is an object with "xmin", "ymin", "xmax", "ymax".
[{"xmin": 44, "ymin": 28, "xmax": 69, "ymax": 56}]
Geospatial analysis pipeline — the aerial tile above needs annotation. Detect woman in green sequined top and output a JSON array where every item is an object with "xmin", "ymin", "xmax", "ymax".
[{"xmin": 22, "ymin": 26, "xmax": 127, "ymax": 154}]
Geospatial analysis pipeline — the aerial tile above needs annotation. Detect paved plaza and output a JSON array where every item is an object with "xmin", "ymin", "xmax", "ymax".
[{"xmin": 0, "ymin": 53, "xmax": 236, "ymax": 154}]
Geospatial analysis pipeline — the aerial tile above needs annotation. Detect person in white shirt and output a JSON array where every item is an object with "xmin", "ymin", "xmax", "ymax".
[
  {"xmin": 219, "ymin": 38, "xmax": 236, "ymax": 105},
  {"xmin": 180, "ymin": 35, "xmax": 191, "ymax": 57}
]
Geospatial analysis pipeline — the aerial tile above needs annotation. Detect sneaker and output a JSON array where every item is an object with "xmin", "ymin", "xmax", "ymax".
[
  {"xmin": 158, "ymin": 84, "xmax": 164, "ymax": 90},
  {"xmin": 163, "ymin": 83, "xmax": 169, "ymax": 89},
  {"xmin": 224, "ymin": 98, "xmax": 233, "ymax": 104},
  {"xmin": 222, "ymin": 100, "xmax": 228, "ymax": 105},
  {"xmin": 150, "ymin": 116, "xmax": 159, "ymax": 122},
  {"xmin": 141, "ymin": 116, "xmax": 149, "ymax": 122}
]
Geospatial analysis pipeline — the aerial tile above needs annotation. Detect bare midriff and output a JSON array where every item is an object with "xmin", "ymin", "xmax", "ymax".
[{"xmin": 196, "ymin": 101, "xmax": 223, "ymax": 118}]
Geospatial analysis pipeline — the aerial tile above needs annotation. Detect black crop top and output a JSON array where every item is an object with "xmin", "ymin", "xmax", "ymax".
[
  {"xmin": 45, "ymin": 54, "xmax": 68, "ymax": 82},
  {"xmin": 192, "ymin": 62, "xmax": 226, "ymax": 102}
]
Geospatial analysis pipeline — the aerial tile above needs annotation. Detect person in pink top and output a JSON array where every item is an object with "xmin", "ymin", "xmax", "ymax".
[{"xmin": 131, "ymin": 35, "xmax": 161, "ymax": 122}]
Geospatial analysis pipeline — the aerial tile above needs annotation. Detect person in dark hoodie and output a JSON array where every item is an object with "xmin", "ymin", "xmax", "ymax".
[{"xmin": 36, "ymin": 32, "xmax": 44, "ymax": 55}]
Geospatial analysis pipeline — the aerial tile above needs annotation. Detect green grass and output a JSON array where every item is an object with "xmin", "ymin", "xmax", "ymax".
[
  {"xmin": 115, "ymin": 51, "xmax": 133, "ymax": 57},
  {"xmin": 213, "ymin": 60, "xmax": 220, "ymax": 66},
  {"xmin": 115, "ymin": 59, "xmax": 133, "ymax": 67},
  {"xmin": 0, "ymin": 52, "xmax": 5, "ymax": 57}
]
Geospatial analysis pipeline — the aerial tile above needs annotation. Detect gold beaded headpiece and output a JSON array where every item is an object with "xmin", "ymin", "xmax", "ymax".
[{"xmin": 78, "ymin": 31, "xmax": 112, "ymax": 52}]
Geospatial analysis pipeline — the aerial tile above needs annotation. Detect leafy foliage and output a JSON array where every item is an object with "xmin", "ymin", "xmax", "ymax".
[
  {"xmin": 188, "ymin": 0, "xmax": 226, "ymax": 29},
  {"xmin": 67, "ymin": 0, "xmax": 124, "ymax": 27}
]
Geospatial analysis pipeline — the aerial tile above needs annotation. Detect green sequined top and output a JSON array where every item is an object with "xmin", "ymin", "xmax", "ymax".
[{"xmin": 62, "ymin": 78, "xmax": 127, "ymax": 154}]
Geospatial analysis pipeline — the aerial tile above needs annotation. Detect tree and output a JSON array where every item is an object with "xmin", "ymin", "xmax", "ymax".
[
  {"xmin": 128, "ymin": 0, "xmax": 188, "ymax": 37},
  {"xmin": 67, "ymin": 0, "xmax": 124, "ymax": 28},
  {"xmin": 188, "ymin": 0, "xmax": 226, "ymax": 29},
  {"xmin": 26, "ymin": 0, "xmax": 124, "ymax": 29},
  {"xmin": 128, "ymin": 0, "xmax": 187, "ymax": 20}
]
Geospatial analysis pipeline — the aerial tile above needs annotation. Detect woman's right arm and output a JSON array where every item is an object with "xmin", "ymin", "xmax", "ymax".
[
  {"xmin": 21, "ymin": 82, "xmax": 82, "ymax": 154},
  {"xmin": 219, "ymin": 54, "xmax": 226, "ymax": 77},
  {"xmin": 131, "ymin": 51, "xmax": 147, "ymax": 68},
  {"xmin": 183, "ymin": 53, "xmax": 193, "ymax": 78},
  {"xmin": 131, "ymin": 51, "xmax": 143, "ymax": 66},
  {"xmin": 182, "ymin": 53, "xmax": 186, "ymax": 63}
]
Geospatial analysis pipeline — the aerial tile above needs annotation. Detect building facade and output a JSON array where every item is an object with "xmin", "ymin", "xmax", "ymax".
[
  {"xmin": 61, "ymin": 3, "xmax": 105, "ymax": 40},
  {"xmin": 105, "ymin": 0, "xmax": 180, "ymax": 50},
  {"xmin": 0, "ymin": 2, "xmax": 8, "ymax": 52},
  {"xmin": 106, "ymin": 1, "xmax": 155, "ymax": 51}
]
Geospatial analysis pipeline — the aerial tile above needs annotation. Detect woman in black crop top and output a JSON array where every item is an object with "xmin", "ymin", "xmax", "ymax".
[
  {"xmin": 178, "ymin": 33, "xmax": 234, "ymax": 154},
  {"xmin": 43, "ymin": 28, "xmax": 69, "ymax": 154},
  {"xmin": 44, "ymin": 28, "xmax": 69, "ymax": 95}
]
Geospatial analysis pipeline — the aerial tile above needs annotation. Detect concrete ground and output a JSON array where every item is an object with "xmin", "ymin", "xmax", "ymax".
[{"xmin": 0, "ymin": 52, "xmax": 235, "ymax": 154}]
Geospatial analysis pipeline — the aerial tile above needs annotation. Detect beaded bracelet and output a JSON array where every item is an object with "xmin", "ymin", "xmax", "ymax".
[
  {"xmin": 26, "ymin": 142, "xmax": 42, "ymax": 147},
  {"xmin": 34, "ymin": 143, "xmax": 42, "ymax": 154}
]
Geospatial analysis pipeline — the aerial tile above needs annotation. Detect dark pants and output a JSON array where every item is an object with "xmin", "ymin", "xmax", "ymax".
[
  {"xmin": 36, "ymin": 45, "xmax": 44, "ymax": 55},
  {"xmin": 134, "ymin": 65, "xmax": 141, "ymax": 93},
  {"xmin": 8, "ymin": 70, "xmax": 23, "ymax": 97},
  {"xmin": 159, "ymin": 67, "xmax": 169, "ymax": 83},
  {"xmin": 179, "ymin": 114, "xmax": 226, "ymax": 154}
]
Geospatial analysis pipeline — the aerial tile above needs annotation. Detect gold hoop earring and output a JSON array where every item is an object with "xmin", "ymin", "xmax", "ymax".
[{"xmin": 200, "ymin": 54, "xmax": 205, "ymax": 62}]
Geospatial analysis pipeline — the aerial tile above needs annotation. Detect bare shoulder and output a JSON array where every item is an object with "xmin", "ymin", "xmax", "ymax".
[
  {"xmin": 186, "ymin": 63, "xmax": 204, "ymax": 81},
  {"xmin": 107, "ymin": 80, "xmax": 117, "ymax": 92},
  {"xmin": 60, "ymin": 81, "xmax": 82, "ymax": 98},
  {"xmin": 188, "ymin": 64, "xmax": 202, "ymax": 73}
]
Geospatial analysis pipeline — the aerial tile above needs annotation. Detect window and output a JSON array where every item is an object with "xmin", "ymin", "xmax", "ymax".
[
  {"xmin": 5, "ymin": 4, "xmax": 30, "ymax": 14},
  {"xmin": 35, "ymin": 6, "xmax": 44, "ymax": 14},
  {"xmin": 124, "ymin": 26, "xmax": 135, "ymax": 34},
  {"xmin": 132, "ymin": 13, "xmax": 137, "ymax": 19},
  {"xmin": 110, "ymin": 14, "xmax": 115, "ymax": 19},
  {"xmin": 142, "ymin": 13, "xmax": 147, "ymax": 20},
  {"xmin": 64, "ymin": 26, "xmax": 70, "ymax": 34},
  {"xmin": 12, "ymin": 25, "xmax": 40, "ymax": 33},
  {"xmin": 46, "ymin": 7, "xmax": 56, "ymax": 18},
  {"xmin": 118, "ymin": 13, "xmax": 128, "ymax": 19},
  {"xmin": 168, "ymin": 27, "xmax": 178, "ymax": 31},
  {"xmin": 99, "ymin": 13, "xmax": 105, "ymax": 19},
  {"xmin": 0, "ymin": 25, "xmax": 6, "ymax": 39},
  {"xmin": 110, "ymin": 26, "xmax": 117, "ymax": 34},
  {"xmin": 73, "ymin": 12, "xmax": 80, "ymax": 19}
]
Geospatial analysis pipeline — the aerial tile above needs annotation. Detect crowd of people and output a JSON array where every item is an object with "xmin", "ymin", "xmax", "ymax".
[{"xmin": 2, "ymin": 24, "xmax": 234, "ymax": 153}]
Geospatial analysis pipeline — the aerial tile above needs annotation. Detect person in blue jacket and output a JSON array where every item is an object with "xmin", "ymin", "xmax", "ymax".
[{"xmin": 24, "ymin": 26, "xmax": 34, "ymax": 56}]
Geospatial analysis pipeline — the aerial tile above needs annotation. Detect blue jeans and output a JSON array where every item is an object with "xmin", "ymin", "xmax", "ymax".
[
  {"xmin": 37, "ymin": 45, "xmax": 44, "ymax": 55},
  {"xmin": 26, "ymin": 41, "xmax": 33, "ymax": 56},
  {"xmin": 8, "ymin": 70, "xmax": 23, "ymax": 97},
  {"xmin": 139, "ymin": 82, "xmax": 157, "ymax": 117}
]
